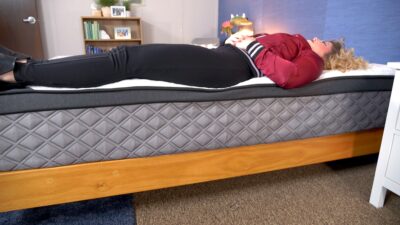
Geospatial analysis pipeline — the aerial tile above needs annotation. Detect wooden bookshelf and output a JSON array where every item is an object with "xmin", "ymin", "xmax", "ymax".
[{"xmin": 81, "ymin": 16, "xmax": 143, "ymax": 54}]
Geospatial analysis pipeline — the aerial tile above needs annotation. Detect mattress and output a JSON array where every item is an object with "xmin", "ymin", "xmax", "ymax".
[
  {"xmin": 0, "ymin": 64, "xmax": 395, "ymax": 115},
  {"xmin": 0, "ymin": 64, "xmax": 395, "ymax": 171}
]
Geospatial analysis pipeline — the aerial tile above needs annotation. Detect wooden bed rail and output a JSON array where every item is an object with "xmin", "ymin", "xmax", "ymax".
[{"xmin": 0, "ymin": 128, "xmax": 383, "ymax": 212}]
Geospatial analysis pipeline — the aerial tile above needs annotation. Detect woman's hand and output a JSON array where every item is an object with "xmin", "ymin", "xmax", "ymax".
[
  {"xmin": 225, "ymin": 30, "xmax": 253, "ymax": 45},
  {"xmin": 234, "ymin": 36, "xmax": 256, "ymax": 50},
  {"xmin": 225, "ymin": 33, "xmax": 244, "ymax": 45},
  {"xmin": 225, "ymin": 30, "xmax": 255, "ymax": 49}
]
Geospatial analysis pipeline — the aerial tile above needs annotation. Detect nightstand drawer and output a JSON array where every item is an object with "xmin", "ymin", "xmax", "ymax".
[{"xmin": 386, "ymin": 134, "xmax": 400, "ymax": 184}]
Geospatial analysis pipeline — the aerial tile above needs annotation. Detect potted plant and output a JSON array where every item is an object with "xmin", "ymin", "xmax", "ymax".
[
  {"xmin": 123, "ymin": 0, "xmax": 133, "ymax": 17},
  {"xmin": 96, "ymin": 0, "xmax": 117, "ymax": 17}
]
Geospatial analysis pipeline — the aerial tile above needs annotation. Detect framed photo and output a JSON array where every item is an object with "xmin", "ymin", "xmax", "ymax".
[
  {"xmin": 114, "ymin": 27, "xmax": 131, "ymax": 39},
  {"xmin": 111, "ymin": 6, "xmax": 126, "ymax": 17}
]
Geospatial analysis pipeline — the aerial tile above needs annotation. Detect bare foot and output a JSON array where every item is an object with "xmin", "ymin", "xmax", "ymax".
[{"xmin": 0, "ymin": 71, "xmax": 16, "ymax": 83}]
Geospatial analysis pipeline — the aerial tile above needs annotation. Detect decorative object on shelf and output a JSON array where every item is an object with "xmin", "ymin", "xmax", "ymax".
[
  {"xmin": 90, "ymin": 2, "xmax": 102, "ymax": 17},
  {"xmin": 91, "ymin": 10, "xmax": 102, "ymax": 17},
  {"xmin": 96, "ymin": 0, "xmax": 118, "ymax": 17},
  {"xmin": 111, "ymin": 6, "xmax": 126, "ymax": 17},
  {"xmin": 221, "ymin": 13, "xmax": 254, "ymax": 36},
  {"xmin": 114, "ymin": 26, "xmax": 131, "ymax": 39},
  {"xmin": 123, "ymin": 0, "xmax": 133, "ymax": 17},
  {"xmin": 100, "ymin": 30, "xmax": 111, "ymax": 39}
]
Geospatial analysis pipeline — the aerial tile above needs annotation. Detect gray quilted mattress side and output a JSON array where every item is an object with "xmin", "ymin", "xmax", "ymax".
[{"xmin": 0, "ymin": 91, "xmax": 390, "ymax": 171}]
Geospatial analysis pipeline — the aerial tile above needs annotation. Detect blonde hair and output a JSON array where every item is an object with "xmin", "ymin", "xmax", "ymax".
[{"xmin": 324, "ymin": 39, "xmax": 368, "ymax": 72}]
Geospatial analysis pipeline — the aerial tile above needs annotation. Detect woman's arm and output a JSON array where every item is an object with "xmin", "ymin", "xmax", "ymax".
[{"xmin": 246, "ymin": 42, "xmax": 323, "ymax": 88}]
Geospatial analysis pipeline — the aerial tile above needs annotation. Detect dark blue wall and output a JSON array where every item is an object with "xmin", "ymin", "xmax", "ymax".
[{"xmin": 218, "ymin": 0, "xmax": 400, "ymax": 64}]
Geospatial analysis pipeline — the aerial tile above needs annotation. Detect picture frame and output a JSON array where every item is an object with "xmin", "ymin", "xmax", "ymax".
[
  {"xmin": 114, "ymin": 27, "xmax": 131, "ymax": 40},
  {"xmin": 111, "ymin": 6, "xmax": 126, "ymax": 17}
]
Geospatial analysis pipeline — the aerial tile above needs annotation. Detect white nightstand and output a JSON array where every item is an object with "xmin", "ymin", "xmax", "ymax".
[{"xmin": 370, "ymin": 62, "xmax": 400, "ymax": 208}]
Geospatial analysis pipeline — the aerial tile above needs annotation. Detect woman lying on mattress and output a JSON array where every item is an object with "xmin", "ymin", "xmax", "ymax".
[{"xmin": 0, "ymin": 31, "xmax": 367, "ymax": 89}]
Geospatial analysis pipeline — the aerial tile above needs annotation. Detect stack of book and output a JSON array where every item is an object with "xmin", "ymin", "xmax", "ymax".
[
  {"xmin": 85, "ymin": 45, "xmax": 105, "ymax": 54},
  {"xmin": 83, "ymin": 21, "xmax": 100, "ymax": 40}
]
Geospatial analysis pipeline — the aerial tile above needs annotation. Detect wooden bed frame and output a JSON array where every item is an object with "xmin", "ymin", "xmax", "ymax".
[{"xmin": 0, "ymin": 128, "xmax": 383, "ymax": 212}]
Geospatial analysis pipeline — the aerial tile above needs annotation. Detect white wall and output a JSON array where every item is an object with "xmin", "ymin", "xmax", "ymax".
[
  {"xmin": 38, "ymin": 0, "xmax": 218, "ymax": 58},
  {"xmin": 134, "ymin": 0, "xmax": 218, "ymax": 44}
]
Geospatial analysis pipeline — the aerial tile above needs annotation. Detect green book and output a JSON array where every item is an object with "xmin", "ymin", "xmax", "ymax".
[
  {"xmin": 83, "ymin": 21, "xmax": 89, "ymax": 39},
  {"xmin": 97, "ymin": 22, "xmax": 100, "ymax": 40},
  {"xmin": 92, "ymin": 21, "xmax": 96, "ymax": 40},
  {"xmin": 93, "ymin": 21, "xmax": 99, "ymax": 40},
  {"xmin": 88, "ymin": 21, "xmax": 93, "ymax": 40}
]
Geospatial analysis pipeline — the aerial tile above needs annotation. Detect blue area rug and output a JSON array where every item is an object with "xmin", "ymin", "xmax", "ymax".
[{"xmin": 0, "ymin": 195, "xmax": 136, "ymax": 225}]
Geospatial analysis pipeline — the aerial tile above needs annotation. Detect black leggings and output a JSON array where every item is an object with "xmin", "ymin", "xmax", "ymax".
[{"xmin": 15, "ymin": 44, "xmax": 256, "ymax": 88}]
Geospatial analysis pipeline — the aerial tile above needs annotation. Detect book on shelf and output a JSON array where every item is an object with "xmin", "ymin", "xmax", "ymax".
[
  {"xmin": 85, "ymin": 45, "xmax": 106, "ymax": 55},
  {"xmin": 83, "ymin": 21, "xmax": 100, "ymax": 40}
]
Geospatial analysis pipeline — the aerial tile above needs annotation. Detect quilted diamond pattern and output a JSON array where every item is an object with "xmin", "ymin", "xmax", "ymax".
[{"xmin": 0, "ymin": 92, "xmax": 390, "ymax": 171}]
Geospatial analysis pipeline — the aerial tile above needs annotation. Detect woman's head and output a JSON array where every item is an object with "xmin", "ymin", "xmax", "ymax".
[
  {"xmin": 323, "ymin": 39, "xmax": 368, "ymax": 72},
  {"xmin": 308, "ymin": 37, "xmax": 333, "ymax": 59},
  {"xmin": 309, "ymin": 37, "xmax": 368, "ymax": 72}
]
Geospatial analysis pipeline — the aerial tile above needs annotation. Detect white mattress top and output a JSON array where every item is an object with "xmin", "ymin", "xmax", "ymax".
[{"xmin": 29, "ymin": 63, "xmax": 395, "ymax": 91}]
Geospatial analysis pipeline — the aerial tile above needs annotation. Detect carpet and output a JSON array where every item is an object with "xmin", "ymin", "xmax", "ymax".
[
  {"xmin": 0, "ymin": 194, "xmax": 136, "ymax": 225},
  {"xmin": 134, "ymin": 155, "xmax": 400, "ymax": 225}
]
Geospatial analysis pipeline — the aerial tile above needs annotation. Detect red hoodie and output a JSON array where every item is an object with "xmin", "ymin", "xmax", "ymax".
[{"xmin": 246, "ymin": 33, "xmax": 324, "ymax": 89}]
